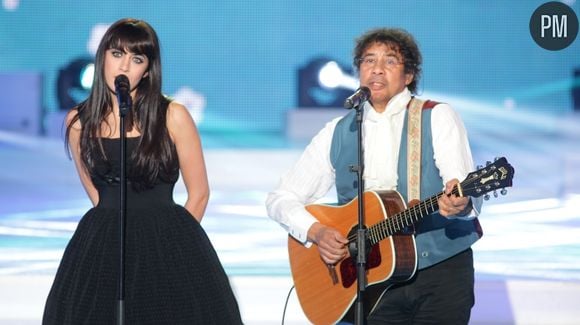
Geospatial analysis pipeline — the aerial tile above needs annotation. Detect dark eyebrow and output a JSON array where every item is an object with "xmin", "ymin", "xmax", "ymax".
[
  {"xmin": 365, "ymin": 52, "xmax": 399, "ymax": 57},
  {"xmin": 109, "ymin": 47, "xmax": 127, "ymax": 53},
  {"xmin": 109, "ymin": 47, "xmax": 146, "ymax": 59}
]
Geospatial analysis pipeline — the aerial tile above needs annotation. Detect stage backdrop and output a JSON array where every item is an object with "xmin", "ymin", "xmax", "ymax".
[{"xmin": 0, "ymin": 0, "xmax": 578, "ymax": 134}]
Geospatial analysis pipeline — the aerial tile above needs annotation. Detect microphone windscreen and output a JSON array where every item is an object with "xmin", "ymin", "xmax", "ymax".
[{"xmin": 114, "ymin": 74, "xmax": 130, "ymax": 90}]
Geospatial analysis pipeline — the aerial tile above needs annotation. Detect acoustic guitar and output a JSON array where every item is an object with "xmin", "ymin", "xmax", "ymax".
[{"xmin": 288, "ymin": 157, "xmax": 514, "ymax": 325}]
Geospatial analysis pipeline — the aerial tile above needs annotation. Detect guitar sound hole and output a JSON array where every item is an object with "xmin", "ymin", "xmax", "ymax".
[{"xmin": 339, "ymin": 244, "xmax": 382, "ymax": 288}]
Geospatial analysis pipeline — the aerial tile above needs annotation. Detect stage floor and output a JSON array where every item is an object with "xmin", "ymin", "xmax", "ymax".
[{"xmin": 1, "ymin": 106, "xmax": 579, "ymax": 324}]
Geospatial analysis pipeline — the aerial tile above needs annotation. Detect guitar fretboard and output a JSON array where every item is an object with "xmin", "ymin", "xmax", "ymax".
[
  {"xmin": 367, "ymin": 192, "xmax": 443, "ymax": 245},
  {"xmin": 347, "ymin": 157, "xmax": 512, "ymax": 245}
]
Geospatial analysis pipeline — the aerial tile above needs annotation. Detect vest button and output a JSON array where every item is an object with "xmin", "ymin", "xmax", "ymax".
[{"xmin": 421, "ymin": 251, "xmax": 429, "ymax": 257}]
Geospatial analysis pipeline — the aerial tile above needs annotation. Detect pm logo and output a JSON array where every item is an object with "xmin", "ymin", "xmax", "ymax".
[{"xmin": 530, "ymin": 1, "xmax": 578, "ymax": 50}]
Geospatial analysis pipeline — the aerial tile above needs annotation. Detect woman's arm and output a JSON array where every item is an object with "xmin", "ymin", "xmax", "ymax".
[
  {"xmin": 167, "ymin": 102, "xmax": 210, "ymax": 222},
  {"xmin": 66, "ymin": 110, "xmax": 99, "ymax": 206}
]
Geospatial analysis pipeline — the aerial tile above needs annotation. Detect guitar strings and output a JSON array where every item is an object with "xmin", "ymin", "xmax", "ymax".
[{"xmin": 347, "ymin": 172, "xmax": 484, "ymax": 244}]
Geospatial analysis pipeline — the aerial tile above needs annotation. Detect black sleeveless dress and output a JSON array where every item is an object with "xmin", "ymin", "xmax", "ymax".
[{"xmin": 43, "ymin": 137, "xmax": 243, "ymax": 324}]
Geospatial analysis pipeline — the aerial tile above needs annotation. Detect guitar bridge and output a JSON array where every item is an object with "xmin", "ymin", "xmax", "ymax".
[{"xmin": 327, "ymin": 264, "xmax": 338, "ymax": 285}]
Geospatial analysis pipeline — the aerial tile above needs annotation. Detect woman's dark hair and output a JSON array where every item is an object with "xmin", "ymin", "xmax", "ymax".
[
  {"xmin": 65, "ymin": 18, "xmax": 177, "ymax": 190},
  {"xmin": 353, "ymin": 28, "xmax": 422, "ymax": 94}
]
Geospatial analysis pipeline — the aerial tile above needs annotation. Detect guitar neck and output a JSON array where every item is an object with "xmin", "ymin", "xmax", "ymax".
[
  {"xmin": 367, "ymin": 191, "xmax": 444, "ymax": 245},
  {"xmin": 364, "ymin": 157, "xmax": 513, "ymax": 246}
]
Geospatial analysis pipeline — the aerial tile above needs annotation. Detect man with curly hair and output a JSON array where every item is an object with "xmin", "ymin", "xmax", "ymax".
[{"xmin": 267, "ymin": 28, "xmax": 482, "ymax": 324}]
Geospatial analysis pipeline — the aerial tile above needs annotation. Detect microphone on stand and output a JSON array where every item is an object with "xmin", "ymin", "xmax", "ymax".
[
  {"xmin": 343, "ymin": 86, "xmax": 371, "ymax": 109},
  {"xmin": 114, "ymin": 73, "xmax": 131, "ymax": 325},
  {"xmin": 114, "ymin": 74, "xmax": 132, "ymax": 116}
]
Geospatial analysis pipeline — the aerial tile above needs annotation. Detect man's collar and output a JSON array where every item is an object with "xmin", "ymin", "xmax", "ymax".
[{"xmin": 364, "ymin": 88, "xmax": 412, "ymax": 119}]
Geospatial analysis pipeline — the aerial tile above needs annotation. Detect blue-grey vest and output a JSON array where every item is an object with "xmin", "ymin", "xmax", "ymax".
[{"xmin": 330, "ymin": 101, "xmax": 482, "ymax": 269}]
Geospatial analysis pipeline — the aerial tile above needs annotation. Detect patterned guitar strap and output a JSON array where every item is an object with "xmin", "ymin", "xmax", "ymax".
[{"xmin": 407, "ymin": 97, "xmax": 426, "ymax": 204}]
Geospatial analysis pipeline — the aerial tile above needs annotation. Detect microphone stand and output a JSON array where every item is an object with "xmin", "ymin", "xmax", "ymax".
[
  {"xmin": 350, "ymin": 100, "xmax": 368, "ymax": 325},
  {"xmin": 117, "ymin": 99, "xmax": 130, "ymax": 325}
]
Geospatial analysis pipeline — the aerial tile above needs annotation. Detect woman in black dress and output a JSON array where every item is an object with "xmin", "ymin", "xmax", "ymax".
[{"xmin": 43, "ymin": 18, "xmax": 243, "ymax": 324}]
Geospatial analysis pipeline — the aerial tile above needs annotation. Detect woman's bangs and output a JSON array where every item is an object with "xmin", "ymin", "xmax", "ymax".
[{"xmin": 107, "ymin": 26, "xmax": 154, "ymax": 58}]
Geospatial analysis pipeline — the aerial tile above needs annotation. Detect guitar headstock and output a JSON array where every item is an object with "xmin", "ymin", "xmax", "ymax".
[{"xmin": 462, "ymin": 157, "xmax": 514, "ymax": 199}]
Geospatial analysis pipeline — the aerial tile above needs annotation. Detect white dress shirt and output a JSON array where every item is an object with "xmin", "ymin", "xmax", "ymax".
[{"xmin": 266, "ymin": 88, "xmax": 479, "ymax": 245}]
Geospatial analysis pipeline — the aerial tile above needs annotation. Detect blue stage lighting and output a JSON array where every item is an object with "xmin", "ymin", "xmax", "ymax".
[
  {"xmin": 56, "ymin": 57, "xmax": 94, "ymax": 110},
  {"xmin": 297, "ymin": 57, "xmax": 357, "ymax": 108}
]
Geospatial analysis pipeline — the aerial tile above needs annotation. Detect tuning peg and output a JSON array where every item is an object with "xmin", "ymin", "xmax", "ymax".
[
  {"xmin": 484, "ymin": 194, "xmax": 490, "ymax": 201},
  {"xmin": 493, "ymin": 190, "xmax": 498, "ymax": 198},
  {"xmin": 501, "ymin": 188, "xmax": 508, "ymax": 195},
  {"xmin": 486, "ymin": 160, "xmax": 492, "ymax": 166},
  {"xmin": 477, "ymin": 164, "xmax": 483, "ymax": 170}
]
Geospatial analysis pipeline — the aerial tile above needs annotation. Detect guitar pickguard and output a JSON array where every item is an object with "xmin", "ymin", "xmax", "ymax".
[{"xmin": 339, "ymin": 244, "xmax": 382, "ymax": 288}]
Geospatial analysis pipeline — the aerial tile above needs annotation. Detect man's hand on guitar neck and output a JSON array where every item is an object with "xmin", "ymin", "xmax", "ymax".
[
  {"xmin": 307, "ymin": 222, "xmax": 349, "ymax": 265},
  {"xmin": 438, "ymin": 179, "xmax": 472, "ymax": 217}
]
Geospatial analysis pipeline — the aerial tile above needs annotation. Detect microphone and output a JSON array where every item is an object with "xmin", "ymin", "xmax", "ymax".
[
  {"xmin": 343, "ymin": 86, "xmax": 371, "ymax": 109},
  {"xmin": 114, "ymin": 74, "xmax": 132, "ymax": 114}
]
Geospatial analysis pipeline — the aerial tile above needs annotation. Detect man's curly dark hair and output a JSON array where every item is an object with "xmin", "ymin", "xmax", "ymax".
[{"xmin": 353, "ymin": 28, "xmax": 422, "ymax": 94}]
